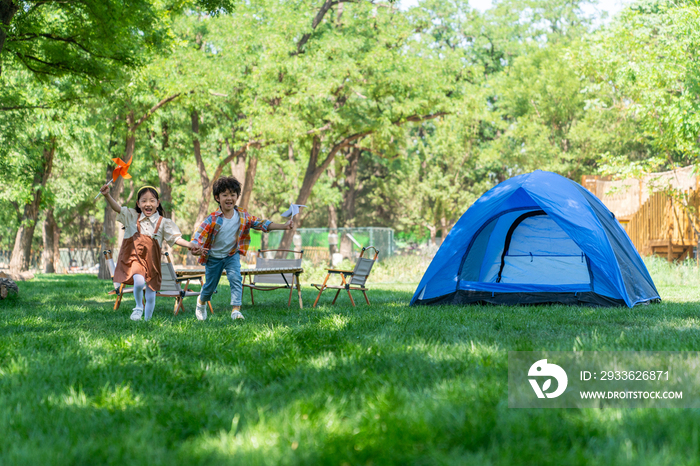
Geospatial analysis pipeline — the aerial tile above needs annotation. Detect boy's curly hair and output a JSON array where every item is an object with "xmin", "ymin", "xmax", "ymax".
[{"xmin": 213, "ymin": 176, "xmax": 242, "ymax": 201}]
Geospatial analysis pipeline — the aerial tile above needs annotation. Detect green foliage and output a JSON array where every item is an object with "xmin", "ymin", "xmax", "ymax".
[
  {"xmin": 4, "ymin": 0, "xmax": 700, "ymax": 254},
  {"xmin": 1, "ymin": 0, "xmax": 241, "ymax": 81},
  {"xmin": 578, "ymin": 0, "xmax": 700, "ymax": 167},
  {"xmin": 597, "ymin": 152, "xmax": 666, "ymax": 180},
  {"xmin": 0, "ymin": 0, "xmax": 172, "ymax": 117}
]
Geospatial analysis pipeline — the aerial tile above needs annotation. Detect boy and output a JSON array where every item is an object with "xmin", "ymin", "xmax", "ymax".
[{"xmin": 191, "ymin": 176, "xmax": 293, "ymax": 321}]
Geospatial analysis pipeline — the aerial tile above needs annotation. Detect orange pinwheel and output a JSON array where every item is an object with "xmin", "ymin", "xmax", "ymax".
[
  {"xmin": 111, "ymin": 156, "xmax": 132, "ymax": 182},
  {"xmin": 95, "ymin": 155, "xmax": 134, "ymax": 200}
]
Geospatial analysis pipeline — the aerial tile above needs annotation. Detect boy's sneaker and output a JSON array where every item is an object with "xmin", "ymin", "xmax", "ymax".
[
  {"xmin": 195, "ymin": 299, "xmax": 208, "ymax": 321},
  {"xmin": 130, "ymin": 308, "xmax": 144, "ymax": 321},
  {"xmin": 231, "ymin": 308, "xmax": 245, "ymax": 320}
]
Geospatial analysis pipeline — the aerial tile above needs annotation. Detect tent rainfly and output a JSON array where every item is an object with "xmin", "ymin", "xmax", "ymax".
[{"xmin": 411, "ymin": 170, "xmax": 660, "ymax": 307}]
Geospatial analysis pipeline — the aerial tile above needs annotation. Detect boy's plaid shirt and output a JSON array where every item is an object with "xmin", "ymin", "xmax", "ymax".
[{"xmin": 192, "ymin": 207, "xmax": 272, "ymax": 264}]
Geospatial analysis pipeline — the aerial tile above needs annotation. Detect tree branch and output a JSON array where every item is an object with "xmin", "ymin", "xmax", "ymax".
[
  {"xmin": 211, "ymin": 140, "xmax": 265, "ymax": 182},
  {"xmin": 0, "ymin": 105, "xmax": 51, "ymax": 111},
  {"xmin": 26, "ymin": 1, "xmax": 74, "ymax": 14},
  {"xmin": 293, "ymin": 0, "xmax": 357, "ymax": 55},
  {"xmin": 11, "ymin": 33, "xmax": 121, "ymax": 61},
  {"xmin": 13, "ymin": 51, "xmax": 90, "ymax": 76},
  {"xmin": 131, "ymin": 93, "xmax": 182, "ymax": 131},
  {"xmin": 315, "ymin": 131, "xmax": 371, "ymax": 174},
  {"xmin": 396, "ymin": 112, "xmax": 449, "ymax": 126},
  {"xmin": 346, "ymin": 143, "xmax": 383, "ymax": 158},
  {"xmin": 306, "ymin": 122, "xmax": 332, "ymax": 134},
  {"xmin": 305, "ymin": 112, "xmax": 448, "ymax": 178},
  {"xmin": 0, "ymin": 0, "xmax": 19, "ymax": 65},
  {"xmin": 1, "ymin": 95, "xmax": 89, "ymax": 111}
]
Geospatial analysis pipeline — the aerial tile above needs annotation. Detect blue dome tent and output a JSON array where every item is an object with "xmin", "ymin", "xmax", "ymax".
[{"xmin": 411, "ymin": 170, "xmax": 660, "ymax": 307}]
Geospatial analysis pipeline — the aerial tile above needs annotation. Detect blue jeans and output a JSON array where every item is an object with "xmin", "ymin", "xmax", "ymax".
[{"xmin": 200, "ymin": 253, "xmax": 242, "ymax": 306}]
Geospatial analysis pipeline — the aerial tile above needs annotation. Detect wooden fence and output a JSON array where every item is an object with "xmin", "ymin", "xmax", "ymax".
[{"xmin": 626, "ymin": 190, "xmax": 700, "ymax": 261}]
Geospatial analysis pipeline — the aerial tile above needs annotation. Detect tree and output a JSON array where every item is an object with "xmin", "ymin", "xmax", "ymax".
[
  {"xmin": 0, "ymin": 0, "xmax": 237, "ymax": 79},
  {"xmin": 271, "ymin": 0, "xmax": 455, "ymax": 252},
  {"xmin": 486, "ymin": 44, "xmax": 591, "ymax": 177},
  {"xmin": 8, "ymin": 135, "xmax": 55, "ymax": 274},
  {"xmin": 577, "ymin": 0, "xmax": 700, "ymax": 168}
]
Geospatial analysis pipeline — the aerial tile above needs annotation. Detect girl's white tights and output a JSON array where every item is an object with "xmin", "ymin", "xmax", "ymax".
[{"xmin": 133, "ymin": 274, "xmax": 156, "ymax": 320}]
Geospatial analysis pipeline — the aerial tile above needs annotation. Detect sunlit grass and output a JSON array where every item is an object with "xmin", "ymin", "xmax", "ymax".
[{"xmin": 0, "ymin": 257, "xmax": 700, "ymax": 464}]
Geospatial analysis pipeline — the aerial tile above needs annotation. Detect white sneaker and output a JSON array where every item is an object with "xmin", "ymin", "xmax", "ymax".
[
  {"xmin": 231, "ymin": 310, "xmax": 245, "ymax": 320},
  {"xmin": 130, "ymin": 308, "xmax": 143, "ymax": 321},
  {"xmin": 195, "ymin": 299, "xmax": 208, "ymax": 321}
]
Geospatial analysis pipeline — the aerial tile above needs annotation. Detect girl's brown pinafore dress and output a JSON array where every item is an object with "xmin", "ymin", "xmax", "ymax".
[{"xmin": 113, "ymin": 216, "xmax": 164, "ymax": 292}]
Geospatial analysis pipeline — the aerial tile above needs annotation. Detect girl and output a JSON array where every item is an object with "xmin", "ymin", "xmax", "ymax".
[{"xmin": 100, "ymin": 184, "xmax": 198, "ymax": 321}]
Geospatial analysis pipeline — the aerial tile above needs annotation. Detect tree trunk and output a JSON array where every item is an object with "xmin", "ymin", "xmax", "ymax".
[
  {"xmin": 151, "ymin": 121, "xmax": 174, "ymax": 219},
  {"xmin": 9, "ymin": 224, "xmax": 32, "ymax": 274},
  {"xmin": 327, "ymin": 166, "xmax": 339, "ymax": 263},
  {"xmin": 439, "ymin": 217, "xmax": 448, "ymax": 245},
  {"xmin": 99, "ymin": 112, "xmax": 134, "ymax": 280},
  {"xmin": 328, "ymin": 202, "xmax": 338, "ymax": 252},
  {"xmin": 275, "ymin": 129, "xmax": 371, "ymax": 254},
  {"xmin": 153, "ymin": 156, "xmax": 176, "ymax": 258},
  {"xmin": 239, "ymin": 154, "xmax": 257, "ymax": 210},
  {"xmin": 277, "ymin": 136, "xmax": 335, "ymax": 254},
  {"xmin": 325, "ymin": 164, "xmax": 340, "ymax": 264},
  {"xmin": 192, "ymin": 109, "xmax": 212, "ymax": 232},
  {"xmin": 154, "ymin": 159, "xmax": 174, "ymax": 218},
  {"xmin": 289, "ymin": 142, "xmax": 299, "ymax": 193},
  {"xmin": 149, "ymin": 123, "xmax": 177, "ymax": 259},
  {"xmin": 439, "ymin": 217, "xmax": 455, "ymax": 244},
  {"xmin": 269, "ymin": 112, "xmax": 441, "ymax": 254},
  {"xmin": 338, "ymin": 147, "xmax": 361, "ymax": 259},
  {"xmin": 339, "ymin": 234, "xmax": 354, "ymax": 260},
  {"xmin": 53, "ymin": 218, "xmax": 61, "ymax": 272},
  {"xmin": 9, "ymin": 140, "xmax": 55, "ymax": 274},
  {"xmin": 153, "ymin": 156, "xmax": 177, "ymax": 260},
  {"xmin": 229, "ymin": 137, "xmax": 246, "ymax": 183},
  {"xmin": 98, "ymin": 171, "xmax": 125, "ymax": 279},
  {"xmin": 0, "ymin": 0, "xmax": 19, "ymax": 75},
  {"xmin": 426, "ymin": 224, "xmax": 437, "ymax": 247},
  {"xmin": 42, "ymin": 208, "xmax": 59, "ymax": 273},
  {"xmin": 341, "ymin": 147, "xmax": 361, "ymax": 226}
]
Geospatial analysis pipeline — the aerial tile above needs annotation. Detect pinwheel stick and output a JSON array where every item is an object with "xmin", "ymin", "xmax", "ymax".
[{"xmin": 94, "ymin": 179, "xmax": 113, "ymax": 200}]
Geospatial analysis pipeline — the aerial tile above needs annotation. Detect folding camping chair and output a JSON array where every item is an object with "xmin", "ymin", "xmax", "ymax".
[
  {"xmin": 243, "ymin": 249, "xmax": 303, "ymax": 307},
  {"xmin": 311, "ymin": 246, "xmax": 379, "ymax": 307},
  {"xmin": 158, "ymin": 252, "xmax": 213, "ymax": 315},
  {"xmin": 103, "ymin": 250, "xmax": 212, "ymax": 315}
]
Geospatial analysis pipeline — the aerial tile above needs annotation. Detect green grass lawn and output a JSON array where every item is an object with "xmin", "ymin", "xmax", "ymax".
[{"xmin": 2, "ymin": 260, "xmax": 700, "ymax": 465}]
